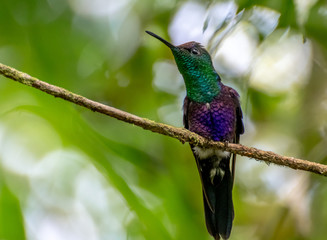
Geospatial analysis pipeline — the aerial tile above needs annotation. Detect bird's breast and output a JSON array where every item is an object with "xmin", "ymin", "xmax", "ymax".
[{"xmin": 188, "ymin": 99, "xmax": 236, "ymax": 142}]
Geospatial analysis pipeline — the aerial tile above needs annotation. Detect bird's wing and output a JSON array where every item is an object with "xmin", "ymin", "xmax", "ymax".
[
  {"xmin": 183, "ymin": 97, "xmax": 202, "ymax": 176},
  {"xmin": 183, "ymin": 97, "xmax": 215, "ymax": 211},
  {"xmin": 227, "ymin": 87, "xmax": 244, "ymax": 185},
  {"xmin": 183, "ymin": 96, "xmax": 190, "ymax": 129}
]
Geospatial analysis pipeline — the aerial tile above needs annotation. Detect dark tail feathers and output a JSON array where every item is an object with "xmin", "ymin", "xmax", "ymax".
[{"xmin": 201, "ymin": 157, "xmax": 234, "ymax": 240}]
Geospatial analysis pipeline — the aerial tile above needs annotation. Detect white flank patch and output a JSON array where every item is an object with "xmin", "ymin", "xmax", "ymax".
[
  {"xmin": 193, "ymin": 146, "xmax": 214, "ymax": 159},
  {"xmin": 215, "ymin": 150, "xmax": 230, "ymax": 158},
  {"xmin": 193, "ymin": 147, "xmax": 230, "ymax": 183},
  {"xmin": 193, "ymin": 147, "xmax": 230, "ymax": 159}
]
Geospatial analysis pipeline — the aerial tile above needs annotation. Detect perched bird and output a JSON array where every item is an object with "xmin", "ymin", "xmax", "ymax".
[{"xmin": 146, "ymin": 31, "xmax": 244, "ymax": 240}]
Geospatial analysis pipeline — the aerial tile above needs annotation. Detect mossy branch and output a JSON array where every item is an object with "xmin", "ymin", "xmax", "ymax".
[{"xmin": 1, "ymin": 62, "xmax": 326, "ymax": 176}]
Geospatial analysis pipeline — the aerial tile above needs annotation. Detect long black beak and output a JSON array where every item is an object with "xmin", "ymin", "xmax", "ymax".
[{"xmin": 146, "ymin": 31, "xmax": 176, "ymax": 49}]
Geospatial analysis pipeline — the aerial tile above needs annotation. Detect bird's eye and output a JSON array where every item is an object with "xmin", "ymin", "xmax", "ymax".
[{"xmin": 191, "ymin": 48, "xmax": 200, "ymax": 55}]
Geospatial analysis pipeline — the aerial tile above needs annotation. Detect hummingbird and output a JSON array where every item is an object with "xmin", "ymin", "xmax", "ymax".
[{"xmin": 146, "ymin": 31, "xmax": 244, "ymax": 240}]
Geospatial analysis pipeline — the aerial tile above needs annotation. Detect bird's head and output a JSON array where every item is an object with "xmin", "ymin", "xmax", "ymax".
[
  {"xmin": 146, "ymin": 31, "xmax": 215, "ymax": 79},
  {"xmin": 146, "ymin": 31, "xmax": 220, "ymax": 103}
]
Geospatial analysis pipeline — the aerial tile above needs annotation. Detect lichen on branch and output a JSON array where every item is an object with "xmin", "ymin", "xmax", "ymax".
[{"xmin": 0, "ymin": 62, "xmax": 326, "ymax": 176}]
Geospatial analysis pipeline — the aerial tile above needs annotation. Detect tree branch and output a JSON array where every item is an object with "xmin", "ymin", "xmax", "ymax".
[{"xmin": 1, "ymin": 62, "xmax": 326, "ymax": 176}]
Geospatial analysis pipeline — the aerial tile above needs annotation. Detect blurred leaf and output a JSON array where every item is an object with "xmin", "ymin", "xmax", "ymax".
[
  {"xmin": 236, "ymin": 0, "xmax": 297, "ymax": 28},
  {"xmin": 248, "ymin": 88, "xmax": 286, "ymax": 121},
  {"xmin": 5, "ymin": 104, "xmax": 171, "ymax": 240},
  {"xmin": 0, "ymin": 180, "xmax": 26, "ymax": 240},
  {"xmin": 305, "ymin": 0, "xmax": 327, "ymax": 49}
]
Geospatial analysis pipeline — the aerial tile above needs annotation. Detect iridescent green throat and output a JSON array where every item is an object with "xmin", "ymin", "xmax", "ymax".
[
  {"xmin": 172, "ymin": 50, "xmax": 221, "ymax": 103},
  {"xmin": 182, "ymin": 69, "xmax": 220, "ymax": 103}
]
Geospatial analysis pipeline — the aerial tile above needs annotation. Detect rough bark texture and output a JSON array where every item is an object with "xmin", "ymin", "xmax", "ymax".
[{"xmin": 1, "ymin": 62, "xmax": 326, "ymax": 176}]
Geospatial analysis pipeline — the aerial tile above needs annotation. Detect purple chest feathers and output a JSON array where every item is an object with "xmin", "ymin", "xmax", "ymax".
[{"xmin": 186, "ymin": 92, "xmax": 237, "ymax": 142}]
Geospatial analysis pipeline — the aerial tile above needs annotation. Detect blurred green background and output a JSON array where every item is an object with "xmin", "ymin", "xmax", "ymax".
[{"xmin": 1, "ymin": 0, "xmax": 327, "ymax": 239}]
